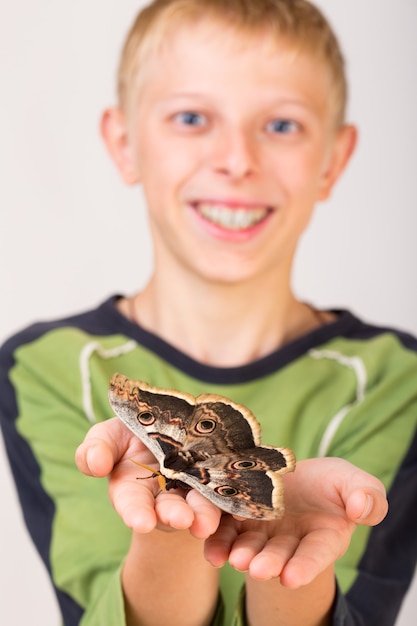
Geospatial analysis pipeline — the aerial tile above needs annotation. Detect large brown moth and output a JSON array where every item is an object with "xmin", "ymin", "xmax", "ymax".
[{"xmin": 108, "ymin": 373, "xmax": 295, "ymax": 520}]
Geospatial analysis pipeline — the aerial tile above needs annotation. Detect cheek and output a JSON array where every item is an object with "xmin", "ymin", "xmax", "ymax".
[
  {"xmin": 138, "ymin": 135, "xmax": 202, "ymax": 193},
  {"xmin": 267, "ymin": 155, "xmax": 321, "ymax": 205},
  {"xmin": 287, "ymin": 148, "xmax": 329, "ymax": 200}
]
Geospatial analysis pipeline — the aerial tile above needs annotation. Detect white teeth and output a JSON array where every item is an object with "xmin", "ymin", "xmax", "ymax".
[{"xmin": 197, "ymin": 203, "xmax": 269, "ymax": 230}]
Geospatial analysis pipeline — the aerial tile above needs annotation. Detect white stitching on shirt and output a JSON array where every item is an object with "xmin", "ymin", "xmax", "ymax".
[
  {"xmin": 79, "ymin": 339, "xmax": 137, "ymax": 423},
  {"xmin": 309, "ymin": 349, "xmax": 367, "ymax": 457}
]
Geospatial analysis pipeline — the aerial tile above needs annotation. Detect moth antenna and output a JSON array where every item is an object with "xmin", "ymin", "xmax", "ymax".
[{"xmin": 129, "ymin": 459, "xmax": 167, "ymax": 491}]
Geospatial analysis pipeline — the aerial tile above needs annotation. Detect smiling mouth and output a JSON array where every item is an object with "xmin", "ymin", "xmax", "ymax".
[{"xmin": 194, "ymin": 202, "xmax": 272, "ymax": 231}]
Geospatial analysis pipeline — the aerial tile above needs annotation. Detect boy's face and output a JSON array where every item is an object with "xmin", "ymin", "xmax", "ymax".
[{"xmin": 107, "ymin": 21, "xmax": 355, "ymax": 286}]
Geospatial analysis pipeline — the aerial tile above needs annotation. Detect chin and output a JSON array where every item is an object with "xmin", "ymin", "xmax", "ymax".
[{"xmin": 192, "ymin": 262, "xmax": 263, "ymax": 287}]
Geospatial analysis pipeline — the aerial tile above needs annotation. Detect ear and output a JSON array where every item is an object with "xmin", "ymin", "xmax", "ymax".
[
  {"xmin": 318, "ymin": 124, "xmax": 358, "ymax": 201},
  {"xmin": 100, "ymin": 107, "xmax": 140, "ymax": 185}
]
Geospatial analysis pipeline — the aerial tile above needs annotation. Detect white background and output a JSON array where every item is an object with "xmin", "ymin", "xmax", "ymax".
[{"xmin": 0, "ymin": 1, "xmax": 416, "ymax": 624}]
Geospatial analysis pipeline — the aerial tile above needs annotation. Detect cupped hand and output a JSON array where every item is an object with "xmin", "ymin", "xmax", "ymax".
[
  {"xmin": 75, "ymin": 417, "xmax": 221, "ymax": 537},
  {"xmin": 204, "ymin": 457, "xmax": 388, "ymax": 588}
]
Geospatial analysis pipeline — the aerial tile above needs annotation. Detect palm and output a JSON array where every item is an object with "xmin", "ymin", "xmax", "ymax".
[{"xmin": 204, "ymin": 458, "xmax": 388, "ymax": 587}]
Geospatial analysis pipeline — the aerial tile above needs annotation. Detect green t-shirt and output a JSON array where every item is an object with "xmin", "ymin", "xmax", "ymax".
[{"xmin": 1, "ymin": 296, "xmax": 416, "ymax": 625}]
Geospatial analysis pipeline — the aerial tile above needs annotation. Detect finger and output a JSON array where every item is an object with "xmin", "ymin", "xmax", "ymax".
[
  {"xmin": 75, "ymin": 437, "xmax": 114, "ymax": 477},
  {"xmin": 109, "ymin": 460, "xmax": 159, "ymax": 533},
  {"xmin": 346, "ymin": 487, "xmax": 389, "ymax": 526},
  {"xmin": 276, "ymin": 528, "xmax": 349, "ymax": 588},
  {"xmin": 75, "ymin": 417, "xmax": 143, "ymax": 477},
  {"xmin": 228, "ymin": 528, "xmax": 270, "ymax": 573},
  {"xmin": 204, "ymin": 515, "xmax": 240, "ymax": 568},
  {"xmin": 185, "ymin": 489, "xmax": 222, "ymax": 539},
  {"xmin": 236, "ymin": 532, "xmax": 299, "ymax": 580},
  {"xmin": 154, "ymin": 489, "xmax": 196, "ymax": 530},
  {"xmin": 336, "ymin": 462, "xmax": 388, "ymax": 526}
]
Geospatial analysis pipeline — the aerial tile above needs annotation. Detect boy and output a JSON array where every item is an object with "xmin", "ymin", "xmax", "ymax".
[{"xmin": 1, "ymin": 1, "xmax": 416, "ymax": 625}]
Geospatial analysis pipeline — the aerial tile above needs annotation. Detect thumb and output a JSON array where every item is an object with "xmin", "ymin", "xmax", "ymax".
[
  {"xmin": 75, "ymin": 416, "xmax": 132, "ymax": 477},
  {"xmin": 346, "ymin": 486, "xmax": 388, "ymax": 526}
]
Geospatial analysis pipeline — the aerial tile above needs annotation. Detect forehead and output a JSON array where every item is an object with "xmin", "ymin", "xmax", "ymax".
[{"xmin": 130, "ymin": 20, "xmax": 333, "ymax": 117}]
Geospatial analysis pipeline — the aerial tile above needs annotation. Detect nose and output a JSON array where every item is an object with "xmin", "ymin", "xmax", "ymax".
[{"xmin": 211, "ymin": 125, "xmax": 257, "ymax": 180}]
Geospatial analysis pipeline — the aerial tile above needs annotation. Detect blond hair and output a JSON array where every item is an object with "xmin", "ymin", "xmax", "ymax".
[{"xmin": 118, "ymin": 0, "xmax": 347, "ymax": 126}]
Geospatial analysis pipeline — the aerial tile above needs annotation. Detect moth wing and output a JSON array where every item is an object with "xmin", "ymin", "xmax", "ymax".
[
  {"xmin": 108, "ymin": 373, "xmax": 197, "ymax": 466},
  {"xmin": 166, "ymin": 446, "xmax": 296, "ymax": 520},
  {"xmin": 179, "ymin": 395, "xmax": 262, "ymax": 459}
]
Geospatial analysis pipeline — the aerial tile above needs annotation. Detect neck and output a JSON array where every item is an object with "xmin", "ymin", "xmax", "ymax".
[{"xmin": 124, "ymin": 268, "xmax": 325, "ymax": 368}]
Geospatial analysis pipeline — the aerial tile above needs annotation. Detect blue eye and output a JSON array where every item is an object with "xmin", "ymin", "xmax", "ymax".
[
  {"xmin": 174, "ymin": 111, "xmax": 206, "ymax": 127},
  {"xmin": 267, "ymin": 119, "xmax": 299, "ymax": 134}
]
